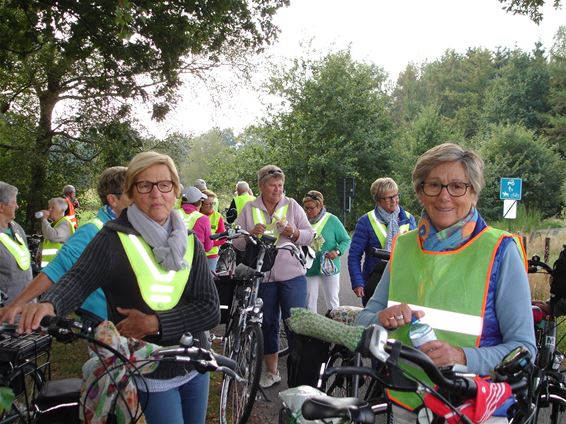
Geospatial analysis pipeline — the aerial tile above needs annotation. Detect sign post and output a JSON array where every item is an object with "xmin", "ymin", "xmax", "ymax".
[{"xmin": 499, "ymin": 177, "xmax": 522, "ymax": 230}]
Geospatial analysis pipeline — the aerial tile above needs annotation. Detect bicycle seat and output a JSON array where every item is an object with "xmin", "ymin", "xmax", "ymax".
[{"xmin": 302, "ymin": 396, "xmax": 374, "ymax": 423}]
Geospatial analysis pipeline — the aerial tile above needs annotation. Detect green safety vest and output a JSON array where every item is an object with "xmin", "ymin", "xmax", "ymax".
[
  {"xmin": 386, "ymin": 227, "xmax": 526, "ymax": 410},
  {"xmin": 206, "ymin": 211, "xmax": 222, "ymax": 257},
  {"xmin": 252, "ymin": 203, "xmax": 289, "ymax": 241},
  {"xmin": 234, "ymin": 193, "xmax": 255, "ymax": 215},
  {"xmin": 117, "ymin": 232, "xmax": 195, "ymax": 310},
  {"xmin": 41, "ymin": 216, "xmax": 76, "ymax": 268},
  {"xmin": 366, "ymin": 210, "xmax": 412, "ymax": 247},
  {"xmin": 180, "ymin": 210, "xmax": 203, "ymax": 230},
  {"xmin": 310, "ymin": 212, "xmax": 332, "ymax": 251},
  {"xmin": 0, "ymin": 230, "xmax": 31, "ymax": 270}
]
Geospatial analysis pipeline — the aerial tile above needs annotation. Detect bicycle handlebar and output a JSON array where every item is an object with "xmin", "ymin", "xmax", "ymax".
[
  {"xmin": 288, "ymin": 308, "xmax": 528, "ymax": 398},
  {"xmin": 528, "ymin": 255, "xmax": 553, "ymax": 275}
]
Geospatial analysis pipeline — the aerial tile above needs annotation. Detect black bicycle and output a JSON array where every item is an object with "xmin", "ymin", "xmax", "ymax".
[
  {"xmin": 526, "ymin": 252, "xmax": 566, "ymax": 424},
  {"xmin": 287, "ymin": 308, "xmax": 532, "ymax": 424}
]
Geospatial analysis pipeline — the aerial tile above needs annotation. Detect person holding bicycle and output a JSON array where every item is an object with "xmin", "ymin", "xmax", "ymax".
[
  {"xmin": 233, "ymin": 165, "xmax": 314, "ymax": 388},
  {"xmin": 0, "ymin": 181, "xmax": 32, "ymax": 302},
  {"xmin": 348, "ymin": 177, "xmax": 416, "ymax": 306},
  {"xmin": 357, "ymin": 143, "xmax": 536, "ymax": 423},
  {"xmin": 16, "ymin": 151, "xmax": 220, "ymax": 424}
]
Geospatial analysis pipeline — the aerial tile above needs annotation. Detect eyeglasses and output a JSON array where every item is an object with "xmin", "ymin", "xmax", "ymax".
[
  {"xmin": 420, "ymin": 182, "xmax": 471, "ymax": 197},
  {"xmin": 202, "ymin": 202, "xmax": 214, "ymax": 207},
  {"xmin": 134, "ymin": 180, "xmax": 174, "ymax": 194},
  {"xmin": 305, "ymin": 193, "xmax": 320, "ymax": 201},
  {"xmin": 304, "ymin": 205, "xmax": 318, "ymax": 211},
  {"xmin": 378, "ymin": 193, "xmax": 399, "ymax": 202}
]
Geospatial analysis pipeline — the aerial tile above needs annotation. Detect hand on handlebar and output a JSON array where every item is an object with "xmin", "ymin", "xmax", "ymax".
[
  {"xmin": 419, "ymin": 340, "xmax": 467, "ymax": 368},
  {"xmin": 17, "ymin": 302, "xmax": 55, "ymax": 333},
  {"xmin": 378, "ymin": 304, "xmax": 424, "ymax": 329}
]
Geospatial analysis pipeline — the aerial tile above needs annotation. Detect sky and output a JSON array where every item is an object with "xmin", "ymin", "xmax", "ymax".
[{"xmin": 136, "ymin": 0, "xmax": 566, "ymax": 138}]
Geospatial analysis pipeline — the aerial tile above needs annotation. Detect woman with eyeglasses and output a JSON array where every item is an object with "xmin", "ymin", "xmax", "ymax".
[
  {"xmin": 348, "ymin": 177, "xmax": 417, "ymax": 306},
  {"xmin": 302, "ymin": 190, "xmax": 351, "ymax": 313},
  {"xmin": 16, "ymin": 151, "xmax": 220, "ymax": 424},
  {"xmin": 357, "ymin": 143, "xmax": 536, "ymax": 423},
  {"xmin": 233, "ymin": 165, "xmax": 314, "ymax": 389}
]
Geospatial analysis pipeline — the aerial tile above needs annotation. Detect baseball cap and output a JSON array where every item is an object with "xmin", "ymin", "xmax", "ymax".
[{"xmin": 182, "ymin": 186, "xmax": 206, "ymax": 203}]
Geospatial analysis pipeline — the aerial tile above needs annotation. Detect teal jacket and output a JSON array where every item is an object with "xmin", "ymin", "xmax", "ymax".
[
  {"xmin": 306, "ymin": 213, "xmax": 351, "ymax": 277},
  {"xmin": 42, "ymin": 206, "xmax": 114, "ymax": 320}
]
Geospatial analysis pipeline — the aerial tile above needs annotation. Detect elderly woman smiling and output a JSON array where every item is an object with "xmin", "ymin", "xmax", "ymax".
[
  {"xmin": 234, "ymin": 165, "xmax": 314, "ymax": 388},
  {"xmin": 356, "ymin": 143, "xmax": 536, "ymax": 421},
  {"xmin": 17, "ymin": 151, "xmax": 220, "ymax": 424}
]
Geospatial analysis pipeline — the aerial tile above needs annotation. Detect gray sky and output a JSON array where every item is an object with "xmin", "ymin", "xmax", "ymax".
[{"xmin": 137, "ymin": 0, "xmax": 566, "ymax": 137}]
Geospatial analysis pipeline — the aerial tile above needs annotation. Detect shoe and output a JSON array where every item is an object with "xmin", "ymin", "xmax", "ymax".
[{"xmin": 259, "ymin": 370, "xmax": 281, "ymax": 388}]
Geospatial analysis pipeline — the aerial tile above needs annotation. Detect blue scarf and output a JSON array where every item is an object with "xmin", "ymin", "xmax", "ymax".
[{"xmin": 418, "ymin": 207, "xmax": 478, "ymax": 252}]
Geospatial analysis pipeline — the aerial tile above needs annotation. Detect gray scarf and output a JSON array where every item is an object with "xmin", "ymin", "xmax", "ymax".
[
  {"xmin": 127, "ymin": 204, "xmax": 188, "ymax": 271},
  {"xmin": 308, "ymin": 207, "xmax": 327, "ymax": 225},
  {"xmin": 376, "ymin": 206, "xmax": 400, "ymax": 251}
]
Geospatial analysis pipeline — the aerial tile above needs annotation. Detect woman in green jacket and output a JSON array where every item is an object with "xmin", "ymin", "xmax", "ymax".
[{"xmin": 303, "ymin": 190, "xmax": 351, "ymax": 314}]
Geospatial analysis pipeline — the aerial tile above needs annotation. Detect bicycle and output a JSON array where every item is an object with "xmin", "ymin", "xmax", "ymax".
[
  {"xmin": 526, "ymin": 252, "xmax": 566, "ymax": 424},
  {"xmin": 25, "ymin": 235, "xmax": 42, "ymax": 278},
  {"xmin": 286, "ymin": 308, "xmax": 533, "ymax": 424},
  {"xmin": 212, "ymin": 227, "xmax": 307, "ymax": 424},
  {"xmin": 0, "ymin": 315, "xmax": 243, "ymax": 424}
]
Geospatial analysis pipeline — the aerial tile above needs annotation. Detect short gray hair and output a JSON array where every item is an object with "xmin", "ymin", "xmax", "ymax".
[
  {"xmin": 370, "ymin": 178, "xmax": 398, "ymax": 203},
  {"xmin": 49, "ymin": 197, "xmax": 69, "ymax": 213},
  {"xmin": 63, "ymin": 185, "xmax": 75, "ymax": 195},
  {"xmin": 257, "ymin": 165, "xmax": 285, "ymax": 187},
  {"xmin": 236, "ymin": 181, "xmax": 250, "ymax": 194},
  {"xmin": 0, "ymin": 182, "xmax": 18, "ymax": 204},
  {"xmin": 412, "ymin": 143, "xmax": 485, "ymax": 196}
]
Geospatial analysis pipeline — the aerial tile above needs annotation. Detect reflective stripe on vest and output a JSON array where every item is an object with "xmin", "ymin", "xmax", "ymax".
[
  {"xmin": 385, "ymin": 227, "xmax": 523, "ymax": 410},
  {"xmin": 118, "ymin": 232, "xmax": 195, "ymax": 311},
  {"xmin": 0, "ymin": 232, "xmax": 31, "ymax": 270},
  {"xmin": 182, "ymin": 211, "xmax": 203, "ymax": 230},
  {"xmin": 206, "ymin": 211, "xmax": 221, "ymax": 257},
  {"xmin": 311, "ymin": 212, "xmax": 331, "ymax": 235},
  {"xmin": 252, "ymin": 204, "xmax": 289, "ymax": 241},
  {"xmin": 234, "ymin": 194, "xmax": 255, "ymax": 215},
  {"xmin": 41, "ymin": 217, "xmax": 76, "ymax": 268},
  {"xmin": 367, "ymin": 210, "xmax": 411, "ymax": 248}
]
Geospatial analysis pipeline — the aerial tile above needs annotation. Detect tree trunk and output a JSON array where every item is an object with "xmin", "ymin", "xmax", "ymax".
[{"xmin": 24, "ymin": 92, "xmax": 57, "ymax": 233}]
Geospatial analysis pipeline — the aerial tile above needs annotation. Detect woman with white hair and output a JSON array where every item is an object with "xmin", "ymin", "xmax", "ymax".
[
  {"xmin": 0, "ymin": 181, "xmax": 32, "ymax": 302},
  {"xmin": 39, "ymin": 197, "xmax": 75, "ymax": 267}
]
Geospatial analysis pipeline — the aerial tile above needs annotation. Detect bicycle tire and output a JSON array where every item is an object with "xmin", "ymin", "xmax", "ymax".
[
  {"xmin": 324, "ymin": 348, "xmax": 355, "ymax": 398},
  {"xmin": 535, "ymin": 388, "xmax": 566, "ymax": 424},
  {"xmin": 219, "ymin": 322, "xmax": 263, "ymax": 424},
  {"xmin": 0, "ymin": 363, "xmax": 46, "ymax": 424}
]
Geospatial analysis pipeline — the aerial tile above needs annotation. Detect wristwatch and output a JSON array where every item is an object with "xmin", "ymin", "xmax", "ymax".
[{"xmin": 336, "ymin": 249, "xmax": 341, "ymax": 256}]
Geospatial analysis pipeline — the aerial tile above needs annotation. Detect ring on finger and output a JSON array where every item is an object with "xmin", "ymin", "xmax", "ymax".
[
  {"xmin": 395, "ymin": 314, "xmax": 404, "ymax": 320},
  {"xmin": 388, "ymin": 316, "xmax": 396, "ymax": 321}
]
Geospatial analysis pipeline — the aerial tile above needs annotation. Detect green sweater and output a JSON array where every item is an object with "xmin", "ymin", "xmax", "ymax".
[{"xmin": 306, "ymin": 213, "xmax": 351, "ymax": 277}]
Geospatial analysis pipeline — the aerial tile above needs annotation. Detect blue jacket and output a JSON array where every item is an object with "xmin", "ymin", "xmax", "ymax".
[
  {"xmin": 42, "ymin": 206, "xmax": 114, "ymax": 320},
  {"xmin": 347, "ymin": 207, "xmax": 416, "ymax": 289}
]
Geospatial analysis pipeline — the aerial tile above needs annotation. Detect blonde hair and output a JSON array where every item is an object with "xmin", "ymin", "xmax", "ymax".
[
  {"xmin": 202, "ymin": 189, "xmax": 216, "ymax": 199},
  {"xmin": 125, "ymin": 151, "xmax": 181, "ymax": 198},
  {"xmin": 370, "ymin": 178, "xmax": 398, "ymax": 203}
]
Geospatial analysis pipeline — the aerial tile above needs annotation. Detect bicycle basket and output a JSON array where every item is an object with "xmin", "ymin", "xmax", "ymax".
[{"xmin": 240, "ymin": 241, "xmax": 278, "ymax": 272}]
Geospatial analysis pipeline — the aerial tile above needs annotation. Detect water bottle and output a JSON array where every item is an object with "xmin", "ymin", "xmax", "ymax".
[
  {"xmin": 409, "ymin": 316, "xmax": 437, "ymax": 348},
  {"xmin": 34, "ymin": 211, "xmax": 44, "ymax": 219}
]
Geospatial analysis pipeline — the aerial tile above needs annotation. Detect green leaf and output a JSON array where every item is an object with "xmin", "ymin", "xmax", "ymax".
[{"xmin": 0, "ymin": 387, "xmax": 15, "ymax": 414}]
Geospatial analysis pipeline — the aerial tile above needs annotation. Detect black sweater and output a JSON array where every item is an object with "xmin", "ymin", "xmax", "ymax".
[{"xmin": 43, "ymin": 211, "xmax": 220, "ymax": 349}]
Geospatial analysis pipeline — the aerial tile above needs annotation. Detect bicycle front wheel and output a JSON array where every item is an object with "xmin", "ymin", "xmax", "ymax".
[
  {"xmin": 536, "ymin": 387, "xmax": 566, "ymax": 424},
  {"xmin": 219, "ymin": 322, "xmax": 263, "ymax": 424}
]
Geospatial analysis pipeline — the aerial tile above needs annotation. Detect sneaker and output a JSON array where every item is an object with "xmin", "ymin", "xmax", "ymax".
[{"xmin": 259, "ymin": 370, "xmax": 281, "ymax": 388}]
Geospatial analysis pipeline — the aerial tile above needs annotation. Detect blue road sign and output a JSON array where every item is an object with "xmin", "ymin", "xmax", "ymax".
[{"xmin": 499, "ymin": 178, "xmax": 522, "ymax": 200}]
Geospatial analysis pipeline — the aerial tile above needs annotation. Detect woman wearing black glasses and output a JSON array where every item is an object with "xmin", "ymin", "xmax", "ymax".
[
  {"xmin": 348, "ymin": 177, "xmax": 416, "ymax": 306},
  {"xmin": 16, "ymin": 151, "xmax": 220, "ymax": 424},
  {"xmin": 357, "ymin": 143, "xmax": 536, "ymax": 423}
]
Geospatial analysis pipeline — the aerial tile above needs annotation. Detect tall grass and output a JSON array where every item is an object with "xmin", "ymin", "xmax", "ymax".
[{"xmin": 490, "ymin": 204, "xmax": 566, "ymax": 234}]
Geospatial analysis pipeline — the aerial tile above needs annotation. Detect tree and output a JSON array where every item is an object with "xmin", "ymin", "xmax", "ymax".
[
  {"xmin": 498, "ymin": 0, "xmax": 563, "ymax": 23},
  {"xmin": 0, "ymin": 0, "xmax": 287, "ymax": 229},
  {"xmin": 478, "ymin": 123, "xmax": 564, "ymax": 221},
  {"xmin": 255, "ymin": 50, "xmax": 394, "ymax": 227}
]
